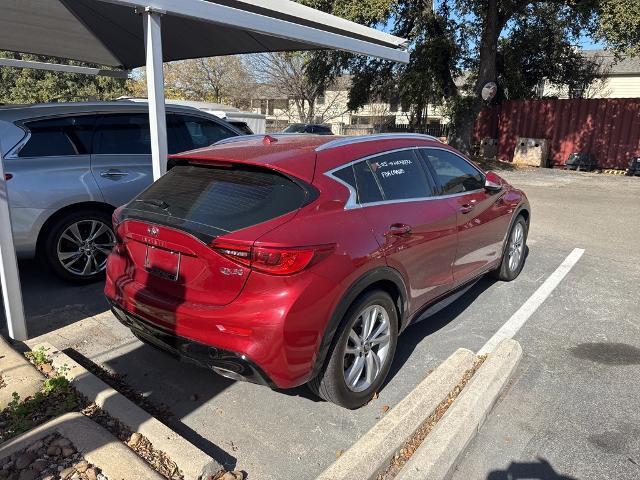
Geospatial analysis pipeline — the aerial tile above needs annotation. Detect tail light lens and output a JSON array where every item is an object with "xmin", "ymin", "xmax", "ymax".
[{"xmin": 211, "ymin": 241, "xmax": 333, "ymax": 276}]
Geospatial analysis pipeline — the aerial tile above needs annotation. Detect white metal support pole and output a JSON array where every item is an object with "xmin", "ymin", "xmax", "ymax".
[
  {"xmin": 0, "ymin": 151, "xmax": 28, "ymax": 340},
  {"xmin": 143, "ymin": 7, "xmax": 168, "ymax": 180}
]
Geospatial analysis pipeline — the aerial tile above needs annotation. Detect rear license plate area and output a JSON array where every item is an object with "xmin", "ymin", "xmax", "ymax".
[{"xmin": 144, "ymin": 245, "xmax": 181, "ymax": 281}]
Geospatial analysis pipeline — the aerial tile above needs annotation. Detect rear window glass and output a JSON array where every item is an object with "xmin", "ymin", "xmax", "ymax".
[{"xmin": 127, "ymin": 164, "xmax": 308, "ymax": 238}]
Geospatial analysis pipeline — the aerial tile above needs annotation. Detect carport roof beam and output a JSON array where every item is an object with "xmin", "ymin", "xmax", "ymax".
[{"xmin": 0, "ymin": 58, "xmax": 130, "ymax": 79}]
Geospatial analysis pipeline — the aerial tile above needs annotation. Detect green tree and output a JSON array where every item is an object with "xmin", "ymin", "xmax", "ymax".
[
  {"xmin": 301, "ymin": 1, "xmax": 603, "ymax": 154},
  {"xmin": 598, "ymin": 0, "xmax": 640, "ymax": 56},
  {"xmin": 0, "ymin": 52, "xmax": 127, "ymax": 104}
]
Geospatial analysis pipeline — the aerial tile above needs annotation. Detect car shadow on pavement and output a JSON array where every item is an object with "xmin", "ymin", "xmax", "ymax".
[
  {"xmin": 486, "ymin": 457, "xmax": 578, "ymax": 479},
  {"xmin": 0, "ymin": 259, "xmax": 109, "ymax": 338},
  {"xmin": 386, "ymin": 275, "xmax": 497, "ymax": 384},
  {"xmin": 65, "ymin": 345, "xmax": 239, "ymax": 470}
]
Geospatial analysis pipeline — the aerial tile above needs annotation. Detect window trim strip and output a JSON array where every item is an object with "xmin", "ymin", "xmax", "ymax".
[{"xmin": 325, "ymin": 146, "xmax": 487, "ymax": 210}]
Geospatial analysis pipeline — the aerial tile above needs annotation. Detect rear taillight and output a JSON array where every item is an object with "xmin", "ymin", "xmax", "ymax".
[{"xmin": 211, "ymin": 241, "xmax": 333, "ymax": 275}]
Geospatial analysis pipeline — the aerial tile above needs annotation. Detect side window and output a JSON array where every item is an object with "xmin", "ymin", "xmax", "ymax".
[
  {"xmin": 353, "ymin": 160, "xmax": 384, "ymax": 203},
  {"xmin": 332, "ymin": 164, "xmax": 356, "ymax": 190},
  {"xmin": 177, "ymin": 115, "xmax": 237, "ymax": 150},
  {"xmin": 167, "ymin": 115, "xmax": 192, "ymax": 154},
  {"xmin": 93, "ymin": 114, "xmax": 151, "ymax": 155},
  {"xmin": 368, "ymin": 150, "xmax": 431, "ymax": 200},
  {"xmin": 423, "ymin": 149, "xmax": 484, "ymax": 194},
  {"xmin": 19, "ymin": 116, "xmax": 94, "ymax": 157}
]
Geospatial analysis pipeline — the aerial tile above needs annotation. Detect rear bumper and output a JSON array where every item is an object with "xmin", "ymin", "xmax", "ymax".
[{"xmin": 110, "ymin": 303, "xmax": 275, "ymax": 388}]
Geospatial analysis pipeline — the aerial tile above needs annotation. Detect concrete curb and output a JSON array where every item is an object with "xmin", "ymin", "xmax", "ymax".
[
  {"xmin": 0, "ymin": 412, "xmax": 163, "ymax": 479},
  {"xmin": 0, "ymin": 336, "xmax": 44, "ymax": 409},
  {"xmin": 316, "ymin": 348, "xmax": 477, "ymax": 480},
  {"xmin": 32, "ymin": 342, "xmax": 221, "ymax": 480},
  {"xmin": 396, "ymin": 339, "xmax": 522, "ymax": 480}
]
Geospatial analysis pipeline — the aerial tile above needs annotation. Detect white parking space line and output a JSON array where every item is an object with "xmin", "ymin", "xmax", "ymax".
[{"xmin": 478, "ymin": 248, "xmax": 585, "ymax": 355}]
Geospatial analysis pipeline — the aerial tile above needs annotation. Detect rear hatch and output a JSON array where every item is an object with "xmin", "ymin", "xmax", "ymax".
[{"xmin": 116, "ymin": 162, "xmax": 314, "ymax": 306}]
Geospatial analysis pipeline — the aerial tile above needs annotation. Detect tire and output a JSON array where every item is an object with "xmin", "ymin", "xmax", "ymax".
[
  {"xmin": 492, "ymin": 215, "xmax": 528, "ymax": 281},
  {"xmin": 40, "ymin": 208, "xmax": 116, "ymax": 284},
  {"xmin": 309, "ymin": 290, "xmax": 398, "ymax": 409}
]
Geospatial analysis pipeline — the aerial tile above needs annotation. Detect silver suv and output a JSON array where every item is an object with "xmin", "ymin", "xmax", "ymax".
[{"xmin": 0, "ymin": 101, "xmax": 240, "ymax": 282}]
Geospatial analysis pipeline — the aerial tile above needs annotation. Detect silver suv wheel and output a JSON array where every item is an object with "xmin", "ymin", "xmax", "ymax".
[{"xmin": 56, "ymin": 219, "xmax": 115, "ymax": 277}]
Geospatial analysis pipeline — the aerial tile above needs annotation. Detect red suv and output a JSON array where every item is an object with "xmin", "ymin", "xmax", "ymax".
[{"xmin": 105, "ymin": 134, "xmax": 529, "ymax": 408}]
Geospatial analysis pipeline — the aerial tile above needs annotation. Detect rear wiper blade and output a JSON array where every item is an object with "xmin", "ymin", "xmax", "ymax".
[{"xmin": 135, "ymin": 198, "xmax": 172, "ymax": 214}]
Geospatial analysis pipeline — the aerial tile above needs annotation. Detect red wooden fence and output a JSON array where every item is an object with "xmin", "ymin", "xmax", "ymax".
[{"xmin": 474, "ymin": 99, "xmax": 640, "ymax": 169}]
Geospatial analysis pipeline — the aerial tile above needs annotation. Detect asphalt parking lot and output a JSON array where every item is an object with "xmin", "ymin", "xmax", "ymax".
[{"xmin": 3, "ymin": 168, "xmax": 640, "ymax": 480}]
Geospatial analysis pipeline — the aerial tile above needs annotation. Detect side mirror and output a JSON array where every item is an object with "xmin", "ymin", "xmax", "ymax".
[{"xmin": 484, "ymin": 171, "xmax": 503, "ymax": 192}]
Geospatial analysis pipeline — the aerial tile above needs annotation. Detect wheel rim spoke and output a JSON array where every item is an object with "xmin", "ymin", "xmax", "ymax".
[
  {"xmin": 368, "ymin": 321, "xmax": 387, "ymax": 343},
  {"xmin": 370, "ymin": 334, "xmax": 390, "ymax": 347},
  {"xmin": 348, "ymin": 329, "xmax": 362, "ymax": 347},
  {"xmin": 365, "ymin": 351, "xmax": 381, "ymax": 385},
  {"xmin": 69, "ymin": 223, "xmax": 84, "ymax": 243},
  {"xmin": 88, "ymin": 223, "xmax": 109, "ymax": 241},
  {"xmin": 61, "ymin": 232, "xmax": 81, "ymax": 246},
  {"xmin": 346, "ymin": 356, "xmax": 365, "ymax": 388}
]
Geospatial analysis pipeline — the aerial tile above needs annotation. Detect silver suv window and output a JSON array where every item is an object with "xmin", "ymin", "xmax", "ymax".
[
  {"xmin": 93, "ymin": 113, "xmax": 151, "ymax": 155},
  {"xmin": 18, "ymin": 116, "xmax": 94, "ymax": 157}
]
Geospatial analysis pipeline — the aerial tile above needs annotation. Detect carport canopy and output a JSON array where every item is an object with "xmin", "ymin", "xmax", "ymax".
[{"xmin": 0, "ymin": 0, "xmax": 409, "ymax": 341}]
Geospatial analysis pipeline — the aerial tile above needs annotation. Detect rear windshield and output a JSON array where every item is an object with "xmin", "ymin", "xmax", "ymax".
[{"xmin": 123, "ymin": 164, "xmax": 308, "ymax": 240}]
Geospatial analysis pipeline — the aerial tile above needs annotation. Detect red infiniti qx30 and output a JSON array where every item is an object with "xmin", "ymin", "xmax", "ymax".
[{"xmin": 105, "ymin": 134, "xmax": 530, "ymax": 408}]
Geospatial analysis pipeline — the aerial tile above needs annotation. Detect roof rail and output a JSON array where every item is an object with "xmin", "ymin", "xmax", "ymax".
[
  {"xmin": 315, "ymin": 133, "xmax": 441, "ymax": 152},
  {"xmin": 213, "ymin": 134, "xmax": 266, "ymax": 146},
  {"xmin": 213, "ymin": 133, "xmax": 312, "ymax": 146}
]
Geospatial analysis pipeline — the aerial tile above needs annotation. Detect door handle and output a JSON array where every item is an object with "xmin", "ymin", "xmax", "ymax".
[
  {"xmin": 460, "ymin": 204, "xmax": 475, "ymax": 214},
  {"xmin": 460, "ymin": 200, "xmax": 477, "ymax": 214},
  {"xmin": 385, "ymin": 223, "xmax": 412, "ymax": 236},
  {"xmin": 100, "ymin": 169, "xmax": 129, "ymax": 178}
]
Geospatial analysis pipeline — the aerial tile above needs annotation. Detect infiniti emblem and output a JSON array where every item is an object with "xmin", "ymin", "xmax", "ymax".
[{"xmin": 147, "ymin": 226, "xmax": 159, "ymax": 237}]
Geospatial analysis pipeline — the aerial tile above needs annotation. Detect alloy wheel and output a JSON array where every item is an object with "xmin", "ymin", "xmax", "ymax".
[
  {"xmin": 343, "ymin": 304, "xmax": 392, "ymax": 393},
  {"xmin": 56, "ymin": 220, "xmax": 116, "ymax": 277},
  {"xmin": 508, "ymin": 222, "xmax": 525, "ymax": 272}
]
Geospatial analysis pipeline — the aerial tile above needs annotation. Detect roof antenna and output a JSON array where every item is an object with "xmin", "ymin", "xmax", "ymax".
[{"xmin": 263, "ymin": 135, "xmax": 278, "ymax": 145}]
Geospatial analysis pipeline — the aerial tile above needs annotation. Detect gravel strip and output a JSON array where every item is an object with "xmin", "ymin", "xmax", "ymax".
[
  {"xmin": 0, "ymin": 433, "xmax": 106, "ymax": 480},
  {"xmin": 376, "ymin": 356, "xmax": 487, "ymax": 480},
  {"xmin": 81, "ymin": 404, "xmax": 183, "ymax": 480}
]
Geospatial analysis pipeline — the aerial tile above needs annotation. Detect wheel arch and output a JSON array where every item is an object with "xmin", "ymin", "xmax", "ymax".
[
  {"xmin": 309, "ymin": 266, "xmax": 409, "ymax": 380},
  {"xmin": 36, "ymin": 201, "xmax": 117, "ymax": 256}
]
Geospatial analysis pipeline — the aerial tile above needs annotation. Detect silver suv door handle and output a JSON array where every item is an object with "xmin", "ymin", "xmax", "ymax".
[{"xmin": 100, "ymin": 169, "xmax": 129, "ymax": 178}]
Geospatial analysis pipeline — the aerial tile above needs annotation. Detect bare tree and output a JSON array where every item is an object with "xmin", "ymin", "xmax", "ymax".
[{"xmin": 248, "ymin": 52, "xmax": 350, "ymax": 124}]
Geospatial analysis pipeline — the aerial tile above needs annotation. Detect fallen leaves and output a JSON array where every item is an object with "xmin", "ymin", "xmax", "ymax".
[{"xmin": 375, "ymin": 356, "xmax": 486, "ymax": 480}]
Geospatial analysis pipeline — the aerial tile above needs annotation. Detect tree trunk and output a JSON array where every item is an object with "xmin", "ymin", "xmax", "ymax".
[{"xmin": 448, "ymin": 0, "xmax": 500, "ymax": 155}]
